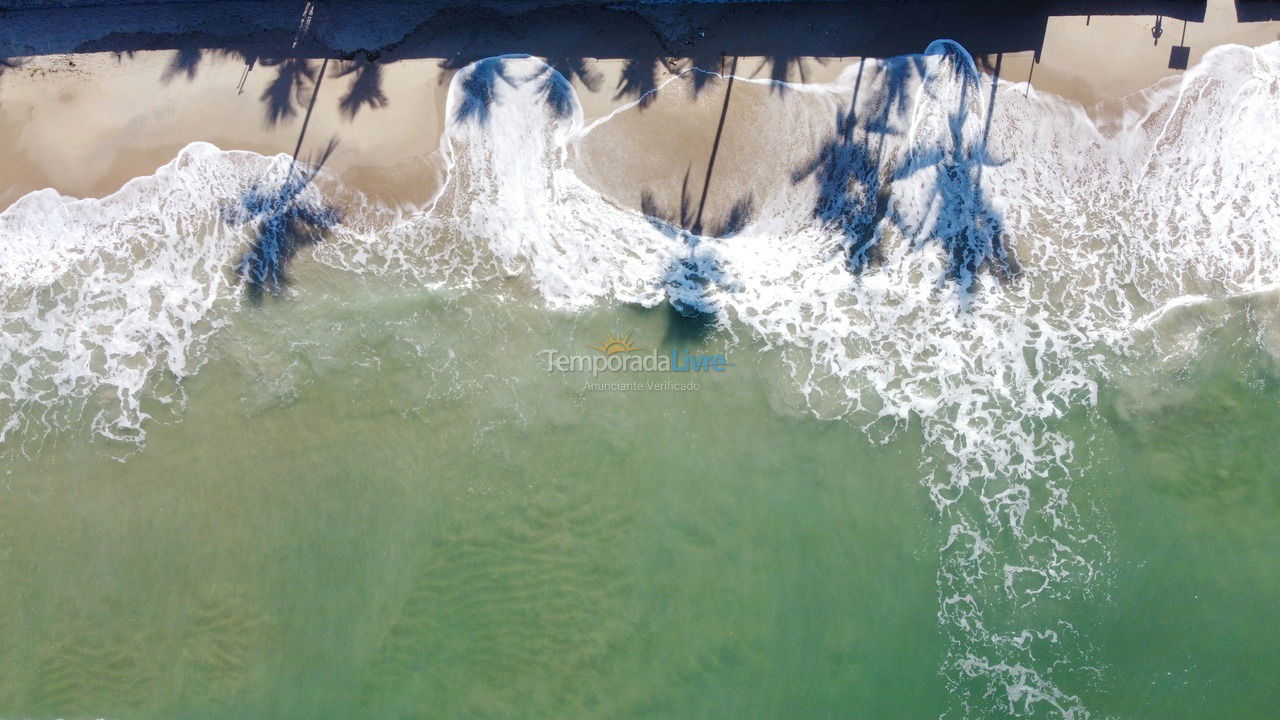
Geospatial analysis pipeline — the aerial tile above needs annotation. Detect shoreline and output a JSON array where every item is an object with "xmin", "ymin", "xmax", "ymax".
[{"xmin": 1, "ymin": 0, "xmax": 1277, "ymax": 209}]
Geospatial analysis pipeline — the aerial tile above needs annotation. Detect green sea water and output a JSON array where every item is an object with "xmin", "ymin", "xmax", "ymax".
[
  {"xmin": 4, "ymin": 37, "xmax": 1280, "ymax": 720},
  {"xmin": 1, "ymin": 272, "xmax": 1276, "ymax": 720}
]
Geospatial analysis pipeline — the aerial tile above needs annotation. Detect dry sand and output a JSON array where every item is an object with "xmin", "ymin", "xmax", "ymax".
[
  {"xmin": 0, "ymin": 0, "xmax": 1276, "ymax": 213},
  {"xmin": 1004, "ymin": 0, "xmax": 1280, "ymax": 107},
  {"xmin": 0, "ymin": 52, "xmax": 454, "ymax": 208}
]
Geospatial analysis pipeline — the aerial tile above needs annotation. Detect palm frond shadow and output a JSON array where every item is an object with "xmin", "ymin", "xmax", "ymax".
[
  {"xmin": 532, "ymin": 60, "xmax": 583, "ymax": 119},
  {"xmin": 792, "ymin": 57, "xmax": 915, "ymax": 275},
  {"xmin": 615, "ymin": 56, "xmax": 663, "ymax": 108},
  {"xmin": 259, "ymin": 58, "xmax": 317, "ymax": 126},
  {"xmin": 333, "ymin": 56, "xmax": 388, "ymax": 118},
  {"xmin": 684, "ymin": 45, "xmax": 725, "ymax": 99},
  {"xmin": 754, "ymin": 55, "xmax": 828, "ymax": 93},
  {"xmin": 889, "ymin": 42, "xmax": 1018, "ymax": 306},
  {"xmin": 160, "ymin": 47, "xmax": 202, "ymax": 83},
  {"xmin": 224, "ymin": 138, "xmax": 342, "ymax": 303},
  {"xmin": 446, "ymin": 56, "xmax": 513, "ymax": 125},
  {"xmin": 443, "ymin": 55, "xmax": 589, "ymax": 124},
  {"xmin": 793, "ymin": 45, "xmax": 1017, "ymax": 309}
]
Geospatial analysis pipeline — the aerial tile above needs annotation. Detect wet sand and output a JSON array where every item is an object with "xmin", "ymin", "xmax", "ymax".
[{"xmin": 0, "ymin": 0, "xmax": 1277, "ymax": 211}]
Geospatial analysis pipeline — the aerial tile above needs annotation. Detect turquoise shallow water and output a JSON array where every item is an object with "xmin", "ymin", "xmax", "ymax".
[{"xmin": 0, "ymin": 276, "xmax": 1277, "ymax": 719}]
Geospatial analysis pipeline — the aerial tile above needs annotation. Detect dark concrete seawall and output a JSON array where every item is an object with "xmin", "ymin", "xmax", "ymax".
[
  {"xmin": 11, "ymin": 0, "xmax": 830, "ymax": 6},
  {"xmin": 0, "ymin": 0, "xmax": 1218, "ymax": 61},
  {"xmin": 0, "ymin": 0, "xmax": 839, "ymax": 8}
]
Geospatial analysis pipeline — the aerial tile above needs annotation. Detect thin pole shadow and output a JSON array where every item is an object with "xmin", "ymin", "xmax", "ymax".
[
  {"xmin": 978, "ymin": 52, "xmax": 1001, "ymax": 185},
  {"xmin": 693, "ymin": 55, "xmax": 738, "ymax": 236},
  {"xmin": 236, "ymin": 55, "xmax": 256, "ymax": 95},
  {"xmin": 289, "ymin": 56, "xmax": 329, "ymax": 174},
  {"xmin": 228, "ymin": 39, "xmax": 340, "ymax": 303}
]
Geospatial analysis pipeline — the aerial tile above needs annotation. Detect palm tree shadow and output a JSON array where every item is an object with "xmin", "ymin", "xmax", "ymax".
[
  {"xmin": 259, "ymin": 58, "xmax": 317, "ymax": 126},
  {"xmin": 224, "ymin": 138, "xmax": 342, "ymax": 303},
  {"xmin": 160, "ymin": 47, "xmax": 202, "ymax": 83},
  {"xmin": 640, "ymin": 168, "xmax": 754, "ymax": 344},
  {"xmin": 333, "ymin": 55, "xmax": 388, "ymax": 118},
  {"xmin": 447, "ymin": 56, "xmax": 513, "ymax": 125},
  {"xmin": 754, "ymin": 55, "xmax": 826, "ymax": 93},
  {"xmin": 614, "ymin": 55, "xmax": 663, "ymax": 108},
  {"xmin": 792, "ymin": 46, "xmax": 1017, "ymax": 308},
  {"xmin": 792, "ymin": 57, "xmax": 919, "ymax": 275},
  {"xmin": 531, "ymin": 59, "xmax": 585, "ymax": 119},
  {"xmin": 889, "ymin": 42, "xmax": 1018, "ymax": 308},
  {"xmin": 443, "ymin": 55, "xmax": 594, "ymax": 125},
  {"xmin": 866, "ymin": 54, "xmax": 927, "ymax": 136},
  {"xmin": 679, "ymin": 44, "xmax": 727, "ymax": 100},
  {"xmin": 543, "ymin": 55, "xmax": 601, "ymax": 92}
]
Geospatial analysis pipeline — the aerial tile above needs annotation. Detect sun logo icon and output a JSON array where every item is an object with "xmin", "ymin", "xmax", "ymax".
[{"xmin": 590, "ymin": 330, "xmax": 638, "ymax": 356}]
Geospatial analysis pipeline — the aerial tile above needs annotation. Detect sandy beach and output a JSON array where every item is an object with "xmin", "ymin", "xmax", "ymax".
[{"xmin": 1, "ymin": 0, "xmax": 1276, "ymax": 212}]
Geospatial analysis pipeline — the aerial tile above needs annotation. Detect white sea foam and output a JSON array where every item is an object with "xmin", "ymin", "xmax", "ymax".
[
  {"xmin": 0, "ymin": 143, "xmax": 333, "ymax": 449},
  {"xmin": 2, "ymin": 43, "xmax": 1278, "ymax": 717}
]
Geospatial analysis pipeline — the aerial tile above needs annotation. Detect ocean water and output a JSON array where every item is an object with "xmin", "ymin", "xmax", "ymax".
[{"xmin": 1, "ymin": 43, "xmax": 1278, "ymax": 719}]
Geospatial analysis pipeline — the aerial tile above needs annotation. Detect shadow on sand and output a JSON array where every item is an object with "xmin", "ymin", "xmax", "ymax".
[
  {"xmin": 334, "ymin": 54, "xmax": 389, "ymax": 118},
  {"xmin": 0, "ymin": 0, "xmax": 1217, "ymax": 173},
  {"xmin": 259, "ymin": 57, "xmax": 319, "ymax": 126},
  {"xmin": 2, "ymin": 0, "xmax": 1211, "ymax": 133}
]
